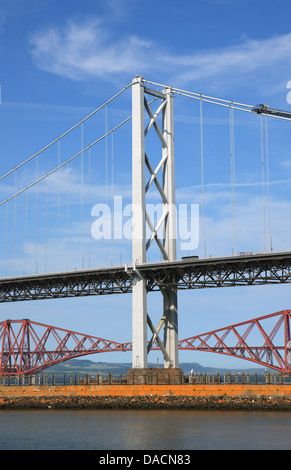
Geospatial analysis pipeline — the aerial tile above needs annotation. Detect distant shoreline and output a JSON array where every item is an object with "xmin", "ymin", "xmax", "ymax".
[{"xmin": 43, "ymin": 358, "xmax": 271, "ymax": 376}]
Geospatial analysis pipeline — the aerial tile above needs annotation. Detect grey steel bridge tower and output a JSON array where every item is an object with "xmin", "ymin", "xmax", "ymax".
[{"xmin": 131, "ymin": 76, "xmax": 179, "ymax": 375}]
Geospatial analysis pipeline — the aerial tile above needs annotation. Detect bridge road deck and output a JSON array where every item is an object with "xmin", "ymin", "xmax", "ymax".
[{"xmin": 0, "ymin": 251, "xmax": 291, "ymax": 302}]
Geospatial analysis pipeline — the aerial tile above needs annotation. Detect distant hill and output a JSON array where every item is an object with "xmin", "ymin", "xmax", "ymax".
[{"xmin": 41, "ymin": 358, "xmax": 268, "ymax": 375}]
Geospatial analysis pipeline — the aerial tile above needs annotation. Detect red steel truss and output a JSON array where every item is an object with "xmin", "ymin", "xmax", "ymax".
[
  {"xmin": 0, "ymin": 319, "xmax": 131, "ymax": 375},
  {"xmin": 1, "ymin": 310, "xmax": 291, "ymax": 375},
  {"xmin": 178, "ymin": 310, "xmax": 291, "ymax": 373}
]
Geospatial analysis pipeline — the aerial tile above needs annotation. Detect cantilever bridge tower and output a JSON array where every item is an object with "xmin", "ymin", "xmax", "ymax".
[{"xmin": 131, "ymin": 76, "xmax": 178, "ymax": 372}]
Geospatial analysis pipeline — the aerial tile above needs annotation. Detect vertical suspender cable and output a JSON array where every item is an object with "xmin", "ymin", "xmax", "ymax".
[
  {"xmin": 4, "ymin": 202, "xmax": 8, "ymax": 276},
  {"xmin": 81, "ymin": 123, "xmax": 84, "ymax": 269},
  {"xmin": 14, "ymin": 170, "xmax": 17, "ymax": 275},
  {"xmin": 105, "ymin": 105, "xmax": 108, "ymax": 266},
  {"xmin": 88, "ymin": 147, "xmax": 92, "ymax": 268},
  {"xmin": 200, "ymin": 97, "xmax": 206, "ymax": 258},
  {"xmin": 264, "ymin": 116, "xmax": 272, "ymax": 251},
  {"xmin": 66, "ymin": 164, "xmax": 69, "ymax": 271},
  {"xmin": 57, "ymin": 140, "xmax": 61, "ymax": 271},
  {"xmin": 35, "ymin": 155, "xmax": 38, "ymax": 274},
  {"xmin": 111, "ymin": 133, "xmax": 114, "ymax": 266},
  {"xmin": 260, "ymin": 115, "xmax": 266, "ymax": 251},
  {"xmin": 229, "ymin": 105, "xmax": 237, "ymax": 255},
  {"xmin": 24, "ymin": 190, "xmax": 28, "ymax": 275},
  {"xmin": 45, "ymin": 175, "xmax": 48, "ymax": 273}
]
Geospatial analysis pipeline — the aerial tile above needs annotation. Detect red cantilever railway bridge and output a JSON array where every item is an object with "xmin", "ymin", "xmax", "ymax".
[{"xmin": 1, "ymin": 310, "xmax": 291, "ymax": 375}]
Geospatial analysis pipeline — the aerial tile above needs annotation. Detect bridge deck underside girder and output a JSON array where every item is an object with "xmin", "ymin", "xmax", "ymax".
[{"xmin": 0, "ymin": 252, "xmax": 291, "ymax": 302}]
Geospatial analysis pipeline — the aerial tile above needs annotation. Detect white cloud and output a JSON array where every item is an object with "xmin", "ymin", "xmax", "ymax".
[
  {"xmin": 29, "ymin": 17, "xmax": 291, "ymax": 97},
  {"xmin": 169, "ymin": 33, "xmax": 291, "ymax": 82},
  {"xmin": 29, "ymin": 18, "xmax": 154, "ymax": 81}
]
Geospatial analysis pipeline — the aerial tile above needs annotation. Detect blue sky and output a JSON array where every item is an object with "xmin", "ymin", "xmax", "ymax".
[{"xmin": 1, "ymin": 0, "xmax": 291, "ymax": 369}]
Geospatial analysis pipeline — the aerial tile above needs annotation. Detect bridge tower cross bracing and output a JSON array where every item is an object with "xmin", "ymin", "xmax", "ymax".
[{"xmin": 131, "ymin": 76, "xmax": 178, "ymax": 371}]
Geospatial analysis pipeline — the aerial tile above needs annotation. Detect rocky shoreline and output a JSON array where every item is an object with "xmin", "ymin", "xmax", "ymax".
[{"xmin": 1, "ymin": 394, "xmax": 291, "ymax": 410}]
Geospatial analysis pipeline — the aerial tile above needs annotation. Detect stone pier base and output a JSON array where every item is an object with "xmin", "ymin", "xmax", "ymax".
[{"xmin": 127, "ymin": 368, "xmax": 184, "ymax": 385}]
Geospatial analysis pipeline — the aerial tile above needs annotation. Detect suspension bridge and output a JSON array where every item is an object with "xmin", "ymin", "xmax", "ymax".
[{"xmin": 1, "ymin": 76, "xmax": 291, "ymax": 375}]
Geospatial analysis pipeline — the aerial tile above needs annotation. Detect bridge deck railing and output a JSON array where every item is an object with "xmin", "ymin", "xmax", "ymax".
[{"xmin": 0, "ymin": 372, "xmax": 290, "ymax": 386}]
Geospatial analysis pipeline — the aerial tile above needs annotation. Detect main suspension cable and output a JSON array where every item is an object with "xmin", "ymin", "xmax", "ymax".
[
  {"xmin": 143, "ymin": 78, "xmax": 254, "ymax": 112},
  {"xmin": 0, "ymin": 114, "xmax": 132, "ymax": 206},
  {"xmin": 143, "ymin": 78, "xmax": 291, "ymax": 121},
  {"xmin": 0, "ymin": 82, "xmax": 132, "ymax": 182}
]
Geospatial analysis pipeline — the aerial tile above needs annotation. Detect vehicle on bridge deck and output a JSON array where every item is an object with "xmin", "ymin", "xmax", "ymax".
[{"xmin": 252, "ymin": 103, "xmax": 291, "ymax": 119}]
